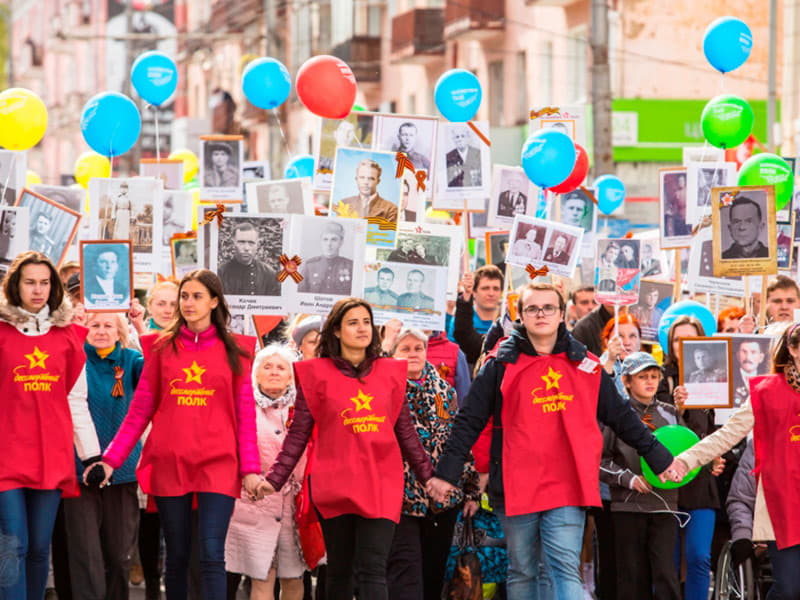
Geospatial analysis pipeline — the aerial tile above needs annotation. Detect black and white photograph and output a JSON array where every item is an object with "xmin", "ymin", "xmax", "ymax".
[
  {"xmin": 30, "ymin": 184, "xmax": 86, "ymax": 259},
  {"xmin": 0, "ymin": 206, "xmax": 29, "ymax": 277},
  {"xmin": 398, "ymin": 167, "xmax": 423, "ymax": 223},
  {"xmin": 16, "ymin": 189, "xmax": 81, "ymax": 268},
  {"xmin": 287, "ymin": 215, "xmax": 367, "ymax": 316},
  {"xmin": 375, "ymin": 114, "xmax": 437, "ymax": 177},
  {"xmin": 507, "ymin": 215, "xmax": 583, "ymax": 277},
  {"xmin": 555, "ymin": 188, "xmax": 596, "ymax": 233},
  {"xmin": 777, "ymin": 221, "xmax": 794, "ymax": 270},
  {"xmin": 140, "ymin": 158, "xmax": 184, "ymax": 190},
  {"xmin": 530, "ymin": 105, "xmax": 587, "ymax": 146},
  {"xmin": 362, "ymin": 261, "xmax": 447, "ymax": 330},
  {"xmin": 246, "ymin": 178, "xmax": 312, "ymax": 215},
  {"xmin": 728, "ymin": 334, "xmax": 771, "ymax": 410},
  {"xmin": 468, "ymin": 198, "xmax": 493, "ymax": 239},
  {"xmin": 629, "ymin": 279, "xmax": 674, "ymax": 342},
  {"xmin": 196, "ymin": 203, "xmax": 243, "ymax": 269},
  {"xmin": 507, "ymin": 221, "xmax": 546, "ymax": 265},
  {"xmin": 594, "ymin": 238, "xmax": 642, "ymax": 306},
  {"xmin": 712, "ymin": 186, "xmax": 777, "ymax": 277},
  {"xmin": 161, "ymin": 190, "xmax": 193, "ymax": 246},
  {"xmin": 315, "ymin": 112, "xmax": 375, "ymax": 190},
  {"xmin": 659, "ymin": 167, "xmax": 692, "ymax": 249},
  {"xmin": 679, "ymin": 337, "xmax": 733, "ymax": 409},
  {"xmin": 489, "ymin": 165, "xmax": 536, "ymax": 226},
  {"xmin": 634, "ymin": 230, "xmax": 670, "ymax": 280},
  {"xmin": 686, "ymin": 229, "xmax": 745, "ymax": 297},
  {"xmin": 685, "ymin": 161, "xmax": 736, "ymax": 222},
  {"xmin": 243, "ymin": 160, "xmax": 271, "ymax": 182},
  {"xmin": 200, "ymin": 135, "xmax": 244, "ymax": 202},
  {"xmin": 171, "ymin": 237, "xmax": 198, "ymax": 279},
  {"xmin": 79, "ymin": 240, "xmax": 133, "ymax": 312},
  {"xmin": 0, "ymin": 150, "xmax": 26, "ymax": 206},
  {"xmin": 435, "ymin": 121, "xmax": 491, "ymax": 204},
  {"xmin": 541, "ymin": 119, "xmax": 575, "ymax": 139},
  {"xmin": 485, "ymin": 230, "xmax": 510, "ymax": 271}
]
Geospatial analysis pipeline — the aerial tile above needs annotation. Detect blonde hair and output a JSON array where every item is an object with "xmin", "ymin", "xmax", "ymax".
[
  {"xmin": 146, "ymin": 280, "xmax": 179, "ymax": 310},
  {"xmin": 85, "ymin": 312, "xmax": 130, "ymax": 348}
]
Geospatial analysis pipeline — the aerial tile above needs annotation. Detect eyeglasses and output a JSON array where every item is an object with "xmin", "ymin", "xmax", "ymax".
[{"xmin": 522, "ymin": 304, "xmax": 559, "ymax": 317}]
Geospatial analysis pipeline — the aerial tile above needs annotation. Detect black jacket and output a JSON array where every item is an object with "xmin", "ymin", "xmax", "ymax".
[
  {"xmin": 571, "ymin": 304, "xmax": 613, "ymax": 357},
  {"xmin": 436, "ymin": 323, "xmax": 674, "ymax": 509}
]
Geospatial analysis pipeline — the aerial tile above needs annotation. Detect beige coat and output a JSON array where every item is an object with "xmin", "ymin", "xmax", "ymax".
[{"xmin": 678, "ymin": 400, "xmax": 775, "ymax": 542}]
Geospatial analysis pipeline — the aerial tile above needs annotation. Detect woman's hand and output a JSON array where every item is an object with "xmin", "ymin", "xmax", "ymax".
[
  {"xmin": 604, "ymin": 336, "xmax": 623, "ymax": 372},
  {"xmin": 711, "ymin": 456, "xmax": 726, "ymax": 477},
  {"xmin": 128, "ymin": 298, "xmax": 146, "ymax": 335},
  {"xmin": 631, "ymin": 475, "xmax": 652, "ymax": 494},
  {"xmin": 243, "ymin": 474, "xmax": 274, "ymax": 501},
  {"xmin": 380, "ymin": 318, "xmax": 403, "ymax": 354},
  {"xmin": 673, "ymin": 385, "xmax": 689, "ymax": 412},
  {"xmin": 738, "ymin": 314, "xmax": 756, "ymax": 334}
]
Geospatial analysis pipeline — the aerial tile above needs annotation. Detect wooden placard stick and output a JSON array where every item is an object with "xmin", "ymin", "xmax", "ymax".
[
  {"xmin": 672, "ymin": 248, "xmax": 681, "ymax": 303},
  {"xmin": 758, "ymin": 275, "xmax": 768, "ymax": 330}
]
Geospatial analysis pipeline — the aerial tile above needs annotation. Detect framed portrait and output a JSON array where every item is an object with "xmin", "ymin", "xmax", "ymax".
[
  {"xmin": 79, "ymin": 240, "xmax": 133, "ymax": 312},
  {"xmin": 374, "ymin": 114, "xmax": 437, "ymax": 184},
  {"xmin": 686, "ymin": 229, "xmax": 744, "ymax": 297},
  {"xmin": 530, "ymin": 105, "xmax": 587, "ymax": 147},
  {"xmin": 140, "ymin": 158, "xmax": 184, "ymax": 190},
  {"xmin": 712, "ymin": 186, "xmax": 777, "ymax": 277},
  {"xmin": 252, "ymin": 315, "xmax": 289, "ymax": 349},
  {"xmin": 685, "ymin": 162, "xmax": 737, "ymax": 222},
  {"xmin": 629, "ymin": 279, "xmax": 674, "ymax": 342},
  {"xmin": 0, "ymin": 150, "xmax": 26, "ymax": 206},
  {"xmin": 329, "ymin": 147, "xmax": 401, "ymax": 248},
  {"xmin": 208, "ymin": 213, "xmax": 288, "ymax": 313},
  {"xmin": 679, "ymin": 337, "xmax": 733, "ymax": 409},
  {"xmin": 594, "ymin": 238, "xmax": 642, "ymax": 306},
  {"xmin": 243, "ymin": 160, "xmax": 271, "ymax": 182},
  {"xmin": 0, "ymin": 206, "xmax": 30, "ymax": 277},
  {"xmin": 199, "ymin": 134, "xmax": 244, "ymax": 202},
  {"xmin": 435, "ymin": 121, "xmax": 491, "ymax": 202},
  {"xmin": 15, "ymin": 188, "xmax": 81, "ymax": 268},
  {"xmin": 553, "ymin": 188, "xmax": 596, "ymax": 234},
  {"xmin": 315, "ymin": 112, "xmax": 376, "ymax": 190},
  {"xmin": 31, "ymin": 184, "xmax": 87, "ymax": 259},
  {"xmin": 196, "ymin": 203, "xmax": 242, "ymax": 268},
  {"xmin": 659, "ymin": 167, "xmax": 692, "ymax": 249},
  {"xmin": 361, "ymin": 261, "xmax": 447, "ymax": 330},
  {"xmin": 489, "ymin": 165, "xmax": 538, "ymax": 226},
  {"xmin": 777, "ymin": 219, "xmax": 795, "ymax": 271},
  {"xmin": 170, "ymin": 236, "xmax": 198, "ymax": 279},
  {"xmin": 727, "ymin": 334, "xmax": 772, "ymax": 411},
  {"xmin": 633, "ymin": 229, "xmax": 671, "ymax": 281},
  {"xmin": 229, "ymin": 311, "xmax": 251, "ymax": 335},
  {"xmin": 286, "ymin": 215, "xmax": 367, "ymax": 316},
  {"xmin": 506, "ymin": 215, "xmax": 583, "ymax": 278},
  {"xmin": 485, "ymin": 230, "xmax": 510, "ymax": 269},
  {"xmin": 246, "ymin": 178, "xmax": 313, "ymax": 215}
]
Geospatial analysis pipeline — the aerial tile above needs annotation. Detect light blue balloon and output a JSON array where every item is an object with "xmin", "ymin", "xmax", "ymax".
[
  {"xmin": 434, "ymin": 69, "xmax": 482, "ymax": 122},
  {"xmin": 520, "ymin": 129, "xmax": 576, "ymax": 189},
  {"xmin": 242, "ymin": 57, "xmax": 291, "ymax": 110},
  {"xmin": 594, "ymin": 174, "xmax": 626, "ymax": 215},
  {"xmin": 80, "ymin": 92, "xmax": 142, "ymax": 157},
  {"xmin": 130, "ymin": 51, "xmax": 178, "ymax": 106},
  {"xmin": 703, "ymin": 17, "xmax": 753, "ymax": 74},
  {"xmin": 657, "ymin": 300, "xmax": 717, "ymax": 353},
  {"xmin": 284, "ymin": 154, "xmax": 315, "ymax": 179}
]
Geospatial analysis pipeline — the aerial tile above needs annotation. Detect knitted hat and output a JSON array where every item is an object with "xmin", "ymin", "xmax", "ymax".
[{"xmin": 291, "ymin": 315, "xmax": 322, "ymax": 347}]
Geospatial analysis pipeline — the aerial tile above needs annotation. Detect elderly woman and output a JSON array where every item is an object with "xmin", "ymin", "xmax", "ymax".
[
  {"xmin": 387, "ymin": 327, "xmax": 480, "ymax": 600},
  {"xmin": 225, "ymin": 344, "xmax": 307, "ymax": 600}
]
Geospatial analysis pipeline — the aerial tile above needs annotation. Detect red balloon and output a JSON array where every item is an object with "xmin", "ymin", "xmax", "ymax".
[
  {"xmin": 548, "ymin": 143, "xmax": 589, "ymax": 194},
  {"xmin": 296, "ymin": 55, "xmax": 358, "ymax": 119}
]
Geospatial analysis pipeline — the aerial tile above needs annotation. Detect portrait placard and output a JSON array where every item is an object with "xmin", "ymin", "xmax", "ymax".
[
  {"xmin": 489, "ymin": 165, "xmax": 538, "ymax": 226},
  {"xmin": 199, "ymin": 134, "xmax": 244, "ymax": 203},
  {"xmin": 362, "ymin": 261, "xmax": 447, "ymax": 330},
  {"xmin": 594, "ymin": 238, "xmax": 642, "ymax": 306},
  {"xmin": 0, "ymin": 206, "xmax": 30, "ymax": 278},
  {"xmin": 685, "ymin": 161, "xmax": 737, "ymax": 222},
  {"xmin": 30, "ymin": 184, "xmax": 86, "ymax": 259},
  {"xmin": 485, "ymin": 230, "xmax": 509, "ymax": 268},
  {"xmin": 0, "ymin": 150, "xmax": 26, "ymax": 206},
  {"xmin": 530, "ymin": 105, "xmax": 587, "ymax": 147},
  {"xmin": 629, "ymin": 279, "xmax": 674, "ymax": 342},
  {"xmin": 506, "ymin": 215, "xmax": 583, "ymax": 278},
  {"xmin": 374, "ymin": 114, "xmax": 438, "ymax": 188},
  {"xmin": 246, "ymin": 178, "xmax": 313, "ymax": 215},
  {"xmin": 170, "ymin": 236, "xmax": 198, "ymax": 279},
  {"xmin": 314, "ymin": 112, "xmax": 376, "ymax": 191},
  {"xmin": 160, "ymin": 190, "xmax": 193, "ymax": 272},
  {"xmin": 659, "ymin": 167, "xmax": 692, "ymax": 249},
  {"xmin": 15, "ymin": 188, "xmax": 81, "ymax": 268},
  {"xmin": 552, "ymin": 188, "xmax": 596, "ymax": 235},
  {"xmin": 777, "ymin": 220, "xmax": 795, "ymax": 271},
  {"xmin": 633, "ymin": 229, "xmax": 671, "ymax": 281},
  {"xmin": 140, "ymin": 158, "xmax": 184, "ymax": 190},
  {"xmin": 434, "ymin": 121, "xmax": 492, "ymax": 204},
  {"xmin": 243, "ymin": 160, "xmax": 271, "ymax": 182},
  {"xmin": 80, "ymin": 240, "xmax": 133, "ymax": 312},
  {"xmin": 686, "ymin": 229, "xmax": 744, "ymax": 297},
  {"xmin": 679, "ymin": 337, "xmax": 733, "ymax": 409}
]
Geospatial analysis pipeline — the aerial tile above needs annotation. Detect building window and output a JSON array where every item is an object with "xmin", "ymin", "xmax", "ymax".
[
  {"xmin": 567, "ymin": 27, "xmax": 587, "ymax": 103},
  {"xmin": 539, "ymin": 40, "xmax": 553, "ymax": 106},
  {"xmin": 488, "ymin": 60, "xmax": 504, "ymax": 126},
  {"xmin": 515, "ymin": 51, "xmax": 528, "ymax": 124}
]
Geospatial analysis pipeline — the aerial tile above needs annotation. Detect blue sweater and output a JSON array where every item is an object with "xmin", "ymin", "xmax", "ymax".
[{"xmin": 75, "ymin": 342, "xmax": 144, "ymax": 484}]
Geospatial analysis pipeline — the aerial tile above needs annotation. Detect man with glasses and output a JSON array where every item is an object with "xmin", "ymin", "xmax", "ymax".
[{"xmin": 428, "ymin": 282, "xmax": 678, "ymax": 600}]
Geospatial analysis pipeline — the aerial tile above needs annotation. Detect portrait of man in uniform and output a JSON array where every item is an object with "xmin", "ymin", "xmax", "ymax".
[
  {"xmin": 397, "ymin": 269, "xmax": 435, "ymax": 310},
  {"xmin": 445, "ymin": 125, "xmax": 482, "ymax": 189},
  {"xmin": 219, "ymin": 221, "xmax": 280, "ymax": 296},
  {"xmin": 298, "ymin": 221, "xmax": 353, "ymax": 295},
  {"xmin": 731, "ymin": 336, "xmax": 769, "ymax": 408},
  {"xmin": 391, "ymin": 122, "xmax": 430, "ymax": 171},
  {"xmin": 721, "ymin": 196, "xmax": 769, "ymax": 259},
  {"xmin": 203, "ymin": 141, "xmax": 239, "ymax": 189},
  {"xmin": 364, "ymin": 267, "xmax": 397, "ymax": 306},
  {"xmin": 333, "ymin": 158, "xmax": 398, "ymax": 222}
]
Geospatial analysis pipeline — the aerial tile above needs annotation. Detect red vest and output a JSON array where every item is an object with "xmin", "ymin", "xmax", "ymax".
[
  {"xmin": 500, "ymin": 352, "xmax": 603, "ymax": 516},
  {"xmin": 427, "ymin": 333, "xmax": 459, "ymax": 388},
  {"xmin": 295, "ymin": 357, "xmax": 407, "ymax": 522},
  {"xmin": 136, "ymin": 333, "xmax": 253, "ymax": 498},
  {"xmin": 750, "ymin": 374, "xmax": 800, "ymax": 550},
  {"xmin": 0, "ymin": 322, "xmax": 87, "ymax": 497}
]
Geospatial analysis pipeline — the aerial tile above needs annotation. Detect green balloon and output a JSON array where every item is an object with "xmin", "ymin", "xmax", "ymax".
[
  {"xmin": 738, "ymin": 153, "xmax": 794, "ymax": 210},
  {"xmin": 352, "ymin": 104, "xmax": 365, "ymax": 112},
  {"xmin": 700, "ymin": 94, "xmax": 754, "ymax": 149},
  {"xmin": 640, "ymin": 425, "xmax": 701, "ymax": 490}
]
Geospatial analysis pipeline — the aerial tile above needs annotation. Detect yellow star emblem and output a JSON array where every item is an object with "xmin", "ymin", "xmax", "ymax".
[
  {"xmin": 541, "ymin": 367, "xmax": 562, "ymax": 390},
  {"xmin": 24, "ymin": 346, "xmax": 49, "ymax": 369},
  {"xmin": 351, "ymin": 389, "xmax": 374, "ymax": 412},
  {"xmin": 183, "ymin": 361, "xmax": 206, "ymax": 384}
]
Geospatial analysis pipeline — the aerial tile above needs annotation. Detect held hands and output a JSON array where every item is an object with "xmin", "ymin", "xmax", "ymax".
[
  {"xmin": 426, "ymin": 477, "xmax": 457, "ymax": 504},
  {"xmin": 82, "ymin": 461, "xmax": 114, "ymax": 488},
  {"xmin": 243, "ymin": 474, "xmax": 275, "ymax": 501},
  {"xmin": 711, "ymin": 456, "xmax": 726, "ymax": 477},
  {"xmin": 658, "ymin": 458, "xmax": 690, "ymax": 483}
]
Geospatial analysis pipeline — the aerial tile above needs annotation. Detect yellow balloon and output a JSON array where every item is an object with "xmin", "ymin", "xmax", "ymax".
[
  {"xmin": 168, "ymin": 149, "xmax": 199, "ymax": 183},
  {"xmin": 26, "ymin": 170, "xmax": 42, "ymax": 186},
  {"xmin": 74, "ymin": 151, "xmax": 111, "ymax": 189},
  {"xmin": 190, "ymin": 190, "xmax": 202, "ymax": 230},
  {"xmin": 0, "ymin": 88, "xmax": 48, "ymax": 151}
]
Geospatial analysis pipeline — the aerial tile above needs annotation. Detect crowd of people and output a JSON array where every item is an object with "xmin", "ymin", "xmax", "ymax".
[{"xmin": 1, "ymin": 247, "xmax": 799, "ymax": 600}]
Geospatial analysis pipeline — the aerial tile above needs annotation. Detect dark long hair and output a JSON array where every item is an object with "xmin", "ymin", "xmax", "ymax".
[
  {"xmin": 2, "ymin": 251, "xmax": 64, "ymax": 312},
  {"xmin": 158, "ymin": 269, "xmax": 249, "ymax": 375},
  {"xmin": 318, "ymin": 297, "xmax": 382, "ymax": 360},
  {"xmin": 772, "ymin": 323, "xmax": 800, "ymax": 374},
  {"xmin": 664, "ymin": 315, "xmax": 705, "ymax": 369}
]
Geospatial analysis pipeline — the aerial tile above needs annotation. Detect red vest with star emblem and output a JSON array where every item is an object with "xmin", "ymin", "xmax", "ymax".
[
  {"xmin": 294, "ymin": 357, "xmax": 407, "ymax": 522},
  {"xmin": 0, "ymin": 322, "xmax": 87, "ymax": 497},
  {"xmin": 500, "ymin": 352, "xmax": 603, "ymax": 516}
]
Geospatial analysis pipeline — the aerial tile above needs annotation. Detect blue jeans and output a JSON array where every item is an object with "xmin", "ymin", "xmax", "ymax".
[
  {"xmin": 0, "ymin": 488, "xmax": 62, "ymax": 600},
  {"xmin": 155, "ymin": 493, "xmax": 235, "ymax": 600},
  {"xmin": 497, "ymin": 505, "xmax": 585, "ymax": 600},
  {"xmin": 767, "ymin": 542, "xmax": 800, "ymax": 600},
  {"xmin": 674, "ymin": 508, "xmax": 715, "ymax": 600}
]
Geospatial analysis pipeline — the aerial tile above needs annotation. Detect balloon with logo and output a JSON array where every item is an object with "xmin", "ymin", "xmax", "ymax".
[
  {"xmin": 703, "ymin": 17, "xmax": 753, "ymax": 74},
  {"xmin": 296, "ymin": 55, "xmax": 357, "ymax": 119},
  {"xmin": 738, "ymin": 153, "xmax": 794, "ymax": 210},
  {"xmin": 640, "ymin": 425, "xmax": 702, "ymax": 489},
  {"xmin": 74, "ymin": 152, "xmax": 112, "ymax": 189},
  {"xmin": 549, "ymin": 143, "xmax": 589, "ymax": 194},
  {"xmin": 0, "ymin": 88, "xmax": 48, "ymax": 151},
  {"xmin": 130, "ymin": 51, "xmax": 178, "ymax": 106},
  {"xmin": 594, "ymin": 174, "xmax": 626, "ymax": 215},
  {"xmin": 701, "ymin": 95, "xmax": 754, "ymax": 149},
  {"xmin": 242, "ymin": 57, "xmax": 291, "ymax": 110},
  {"xmin": 657, "ymin": 300, "xmax": 717, "ymax": 353},
  {"xmin": 284, "ymin": 154, "xmax": 315, "ymax": 179},
  {"xmin": 80, "ymin": 92, "xmax": 141, "ymax": 157},
  {"xmin": 434, "ymin": 69, "xmax": 482, "ymax": 122},
  {"xmin": 168, "ymin": 149, "xmax": 200, "ymax": 183},
  {"xmin": 520, "ymin": 129, "xmax": 576, "ymax": 189}
]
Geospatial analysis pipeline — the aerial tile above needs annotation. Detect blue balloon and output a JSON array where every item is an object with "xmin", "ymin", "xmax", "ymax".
[
  {"xmin": 130, "ymin": 51, "xmax": 178, "ymax": 106},
  {"xmin": 520, "ymin": 129, "xmax": 576, "ymax": 189},
  {"xmin": 242, "ymin": 57, "xmax": 291, "ymax": 110},
  {"xmin": 80, "ymin": 92, "xmax": 141, "ymax": 157},
  {"xmin": 703, "ymin": 17, "xmax": 753, "ymax": 74},
  {"xmin": 284, "ymin": 154, "xmax": 315, "ymax": 179},
  {"xmin": 594, "ymin": 174, "xmax": 626, "ymax": 215},
  {"xmin": 434, "ymin": 69, "xmax": 482, "ymax": 122},
  {"xmin": 657, "ymin": 300, "xmax": 717, "ymax": 353}
]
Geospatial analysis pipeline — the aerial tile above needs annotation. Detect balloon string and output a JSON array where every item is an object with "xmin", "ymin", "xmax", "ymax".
[
  {"xmin": 0, "ymin": 152, "xmax": 15, "ymax": 204},
  {"xmin": 154, "ymin": 105, "xmax": 161, "ymax": 162},
  {"xmin": 272, "ymin": 108, "xmax": 293, "ymax": 161},
  {"xmin": 535, "ymin": 187, "xmax": 547, "ymax": 219}
]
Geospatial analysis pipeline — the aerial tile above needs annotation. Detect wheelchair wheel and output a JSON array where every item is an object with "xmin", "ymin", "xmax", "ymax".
[{"xmin": 714, "ymin": 540, "xmax": 756, "ymax": 600}]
